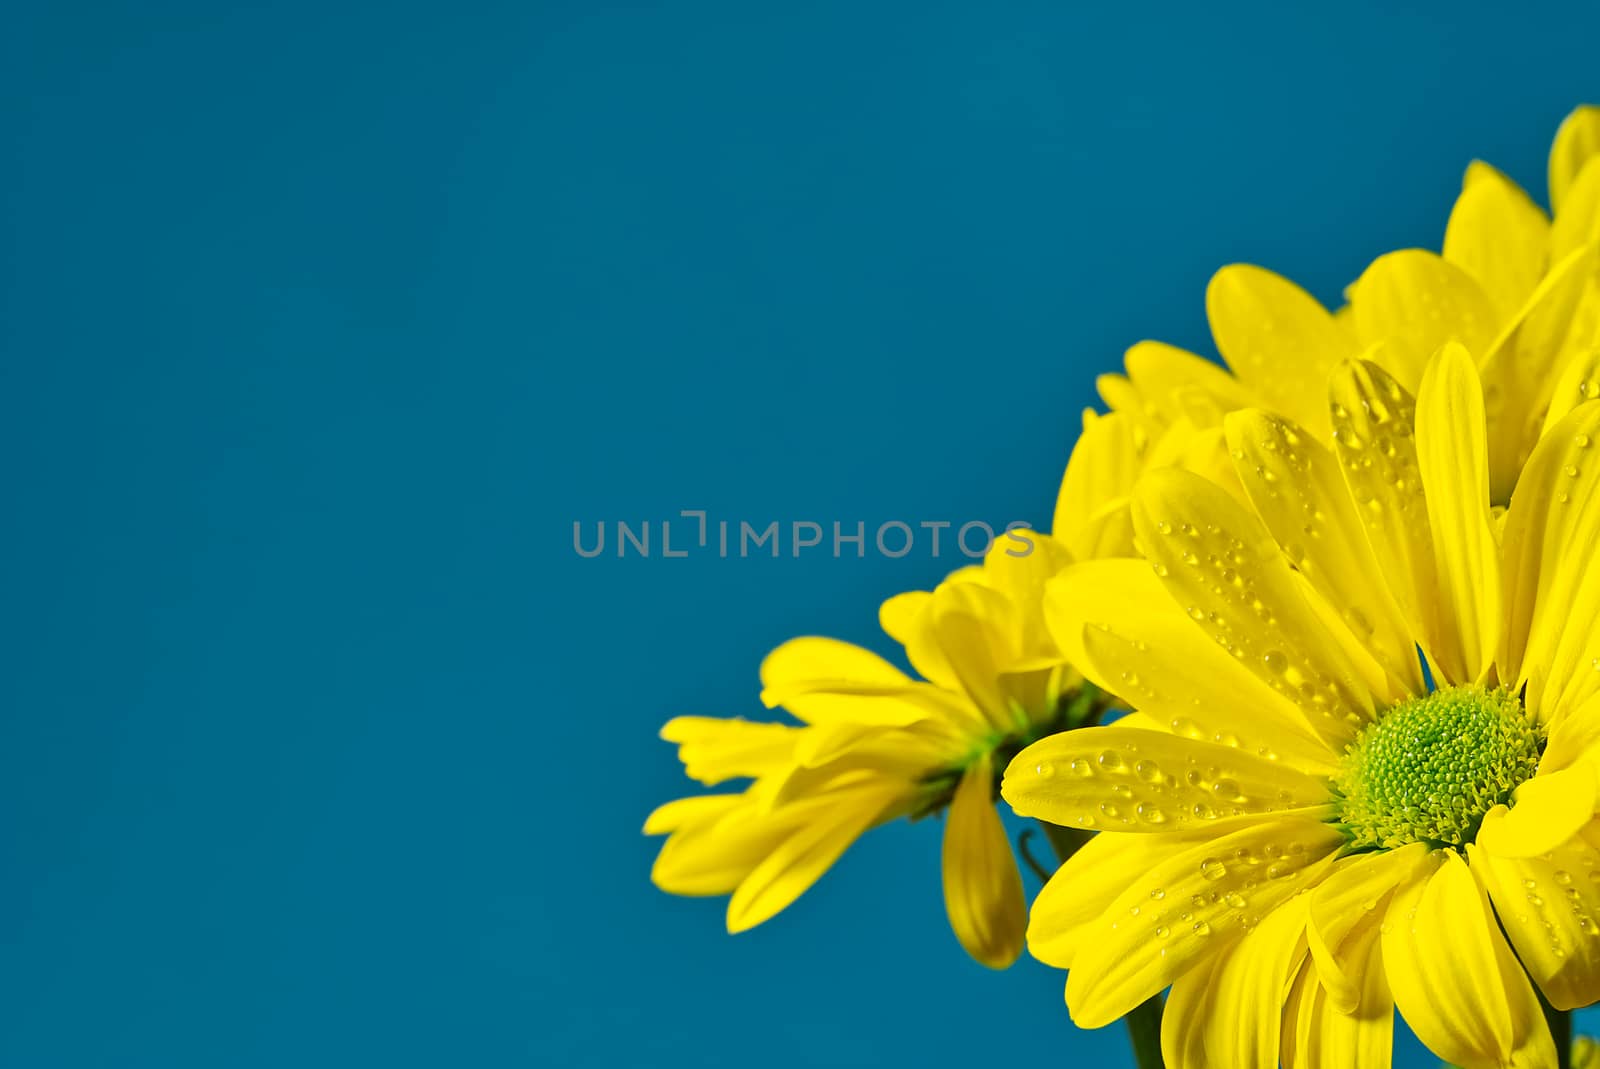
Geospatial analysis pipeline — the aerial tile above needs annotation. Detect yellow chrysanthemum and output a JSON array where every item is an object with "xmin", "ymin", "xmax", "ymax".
[
  {"xmin": 1067, "ymin": 104, "xmax": 1600, "ymax": 541},
  {"xmin": 1004, "ymin": 343, "xmax": 1600, "ymax": 1068},
  {"xmin": 647, "ymin": 534, "xmax": 1099, "ymax": 967}
]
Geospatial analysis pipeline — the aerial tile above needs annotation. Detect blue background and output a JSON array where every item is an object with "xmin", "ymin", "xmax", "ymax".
[{"xmin": 4, "ymin": 2, "xmax": 1599, "ymax": 1065}]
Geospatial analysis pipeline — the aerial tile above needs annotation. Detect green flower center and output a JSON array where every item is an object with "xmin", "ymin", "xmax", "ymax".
[{"xmin": 1332, "ymin": 685, "xmax": 1542, "ymax": 850}]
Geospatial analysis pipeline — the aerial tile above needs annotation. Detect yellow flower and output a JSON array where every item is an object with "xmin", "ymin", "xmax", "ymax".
[
  {"xmin": 1004, "ymin": 343, "xmax": 1600, "ymax": 1068},
  {"xmin": 1067, "ymin": 104, "xmax": 1600, "ymax": 539},
  {"xmin": 647, "ymin": 535, "xmax": 1096, "ymax": 968}
]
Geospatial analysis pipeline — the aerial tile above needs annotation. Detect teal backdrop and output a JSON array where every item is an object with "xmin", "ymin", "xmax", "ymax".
[{"xmin": 4, "ymin": 2, "xmax": 1599, "ymax": 1065}]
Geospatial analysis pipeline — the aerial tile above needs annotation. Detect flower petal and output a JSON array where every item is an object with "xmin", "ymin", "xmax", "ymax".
[
  {"xmin": 1043, "ymin": 559, "xmax": 1336, "ymax": 773},
  {"xmin": 643, "ymin": 793, "xmax": 744, "ymax": 836},
  {"xmin": 1381, "ymin": 851, "xmax": 1556, "ymax": 1069},
  {"xmin": 1550, "ymin": 105, "xmax": 1600, "ymax": 215},
  {"xmin": 1063, "ymin": 817, "xmax": 1344, "ymax": 1028},
  {"xmin": 942, "ymin": 754, "xmax": 1026, "ymax": 968},
  {"xmin": 1473, "ymin": 832, "xmax": 1600, "ymax": 1010},
  {"xmin": 878, "ymin": 590, "xmax": 930, "ymax": 648},
  {"xmin": 1131, "ymin": 468, "xmax": 1378, "ymax": 746},
  {"xmin": 1545, "ymin": 348, "xmax": 1600, "ymax": 432},
  {"xmin": 1478, "ymin": 245, "xmax": 1597, "ymax": 501},
  {"xmin": 1225, "ymin": 408, "xmax": 1423, "ymax": 699},
  {"xmin": 661, "ymin": 716, "xmax": 800, "ymax": 784},
  {"xmin": 1123, "ymin": 340, "xmax": 1256, "ymax": 427},
  {"xmin": 725, "ymin": 781, "xmax": 905, "ymax": 932},
  {"xmin": 1056, "ymin": 409, "xmax": 1142, "ymax": 555},
  {"xmin": 1287, "ymin": 939, "xmax": 1395, "ymax": 1069},
  {"xmin": 1540, "ymin": 692, "xmax": 1600, "ymax": 775},
  {"xmin": 1306, "ymin": 843, "xmax": 1427, "ymax": 1013},
  {"xmin": 1475, "ymin": 764, "xmax": 1597, "ymax": 859},
  {"xmin": 1414, "ymin": 342, "xmax": 1501, "ymax": 685},
  {"xmin": 1499, "ymin": 401, "xmax": 1600, "ymax": 720},
  {"xmin": 1444, "ymin": 162, "xmax": 1550, "ymax": 321},
  {"xmin": 1206, "ymin": 264, "xmax": 1356, "ymax": 438},
  {"xmin": 1002, "ymin": 726, "xmax": 1332, "ymax": 833},
  {"xmin": 1350, "ymin": 250, "xmax": 1497, "ymax": 388},
  {"xmin": 1327, "ymin": 359, "xmax": 1443, "ymax": 655},
  {"xmin": 927, "ymin": 583, "xmax": 1027, "ymax": 731},
  {"xmin": 1202, "ymin": 895, "xmax": 1309, "ymax": 1069},
  {"xmin": 1027, "ymin": 828, "xmax": 1186, "ymax": 968},
  {"xmin": 1162, "ymin": 952, "xmax": 1222, "ymax": 1069},
  {"xmin": 1552, "ymin": 159, "xmax": 1600, "ymax": 263}
]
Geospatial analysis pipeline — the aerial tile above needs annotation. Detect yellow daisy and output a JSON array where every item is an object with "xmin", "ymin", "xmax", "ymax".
[
  {"xmin": 647, "ymin": 534, "xmax": 1101, "ymax": 968},
  {"xmin": 1004, "ymin": 343, "xmax": 1600, "ymax": 1068}
]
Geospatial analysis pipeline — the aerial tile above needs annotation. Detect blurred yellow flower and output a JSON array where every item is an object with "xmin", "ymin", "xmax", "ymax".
[{"xmin": 647, "ymin": 535, "xmax": 1098, "ymax": 968}]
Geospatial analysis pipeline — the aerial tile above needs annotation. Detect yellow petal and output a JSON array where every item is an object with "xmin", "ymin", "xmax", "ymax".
[
  {"xmin": 1350, "ymin": 250, "xmax": 1498, "ymax": 388},
  {"xmin": 1499, "ymin": 402, "xmax": 1600, "ymax": 718},
  {"xmin": 1042, "ymin": 559, "xmax": 1337, "ymax": 774},
  {"xmin": 926, "ymin": 582, "xmax": 1026, "ymax": 731},
  {"xmin": 1545, "ymin": 348, "xmax": 1600, "ymax": 432},
  {"xmin": 1068, "ymin": 497, "xmax": 1136, "ymax": 560},
  {"xmin": 1444, "ymin": 162, "xmax": 1550, "ymax": 321},
  {"xmin": 1305, "ymin": 843, "xmax": 1427, "ymax": 1013},
  {"xmin": 1097, "ymin": 371, "xmax": 1141, "ymax": 415},
  {"xmin": 759, "ymin": 634, "xmax": 980, "ymax": 734},
  {"xmin": 1553, "ymin": 159, "xmax": 1600, "ymax": 263},
  {"xmin": 1287, "ymin": 939, "xmax": 1395, "ymax": 1069},
  {"xmin": 942, "ymin": 754, "xmax": 1026, "ymax": 968},
  {"xmin": 653, "ymin": 790, "xmax": 836, "ymax": 896},
  {"xmin": 1063, "ymin": 817, "xmax": 1344, "ymax": 1028},
  {"xmin": 660, "ymin": 716, "xmax": 800, "ymax": 784},
  {"xmin": 643, "ymin": 793, "xmax": 744, "ymax": 835},
  {"xmin": 1206, "ymin": 264, "xmax": 1356, "ymax": 437},
  {"xmin": 1027, "ymin": 828, "xmax": 1186, "ymax": 967},
  {"xmin": 1540, "ymin": 692, "xmax": 1600, "ymax": 775},
  {"xmin": 1056, "ymin": 410, "xmax": 1142, "ymax": 547},
  {"xmin": 1473, "ymin": 835, "xmax": 1600, "ymax": 1010},
  {"xmin": 1476, "ymin": 764, "xmax": 1597, "ymax": 859},
  {"xmin": 978, "ymin": 531, "xmax": 1076, "ymax": 659},
  {"xmin": 1131, "ymin": 468, "xmax": 1378, "ymax": 746},
  {"xmin": 759, "ymin": 636, "xmax": 912, "ymax": 710},
  {"xmin": 1414, "ymin": 342, "xmax": 1501, "ymax": 685},
  {"xmin": 1201, "ymin": 895, "xmax": 1309, "ymax": 1069},
  {"xmin": 1225, "ymin": 408, "xmax": 1423, "ymax": 698},
  {"xmin": 1478, "ymin": 246, "xmax": 1597, "ymax": 501},
  {"xmin": 878, "ymin": 590, "xmax": 930, "ymax": 648},
  {"xmin": 1327, "ymin": 358, "xmax": 1443, "ymax": 626},
  {"xmin": 1124, "ymin": 340, "xmax": 1256, "ymax": 427},
  {"xmin": 726, "ymin": 781, "xmax": 905, "ymax": 932},
  {"xmin": 1382, "ymin": 851, "xmax": 1556, "ymax": 1069},
  {"xmin": 1551, "ymin": 105, "xmax": 1600, "ymax": 215},
  {"xmin": 1002, "ymin": 726, "xmax": 1332, "ymax": 833},
  {"xmin": 1161, "ymin": 953, "xmax": 1222, "ymax": 1069}
]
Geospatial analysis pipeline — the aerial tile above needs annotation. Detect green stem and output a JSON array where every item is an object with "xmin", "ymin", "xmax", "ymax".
[
  {"xmin": 1036, "ymin": 820, "xmax": 1165, "ymax": 1069},
  {"xmin": 1038, "ymin": 819, "xmax": 1092, "ymax": 865},
  {"xmin": 1122, "ymin": 994, "xmax": 1165, "ymax": 1069},
  {"xmin": 1539, "ymin": 987, "xmax": 1571, "ymax": 1069}
]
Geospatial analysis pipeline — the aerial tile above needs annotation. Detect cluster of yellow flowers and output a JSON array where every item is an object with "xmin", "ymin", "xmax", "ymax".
[{"xmin": 647, "ymin": 106, "xmax": 1600, "ymax": 1069}]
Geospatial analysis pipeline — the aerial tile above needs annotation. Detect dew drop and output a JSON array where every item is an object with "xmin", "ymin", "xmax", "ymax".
[{"xmin": 1136, "ymin": 803, "xmax": 1168, "ymax": 825}]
